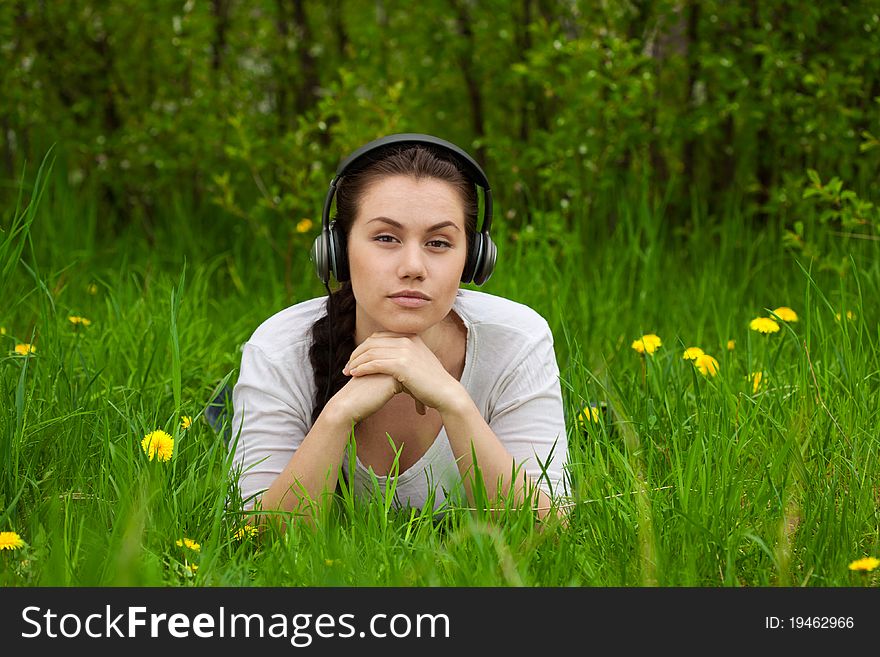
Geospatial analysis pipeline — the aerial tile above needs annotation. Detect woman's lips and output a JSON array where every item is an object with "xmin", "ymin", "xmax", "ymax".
[{"xmin": 389, "ymin": 296, "xmax": 430, "ymax": 308}]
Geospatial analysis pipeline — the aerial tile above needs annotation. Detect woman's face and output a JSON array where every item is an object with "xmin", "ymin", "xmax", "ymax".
[{"xmin": 347, "ymin": 175, "xmax": 468, "ymax": 340}]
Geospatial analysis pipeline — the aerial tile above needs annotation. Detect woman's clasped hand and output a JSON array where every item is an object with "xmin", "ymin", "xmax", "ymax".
[{"xmin": 338, "ymin": 330, "xmax": 464, "ymax": 420}]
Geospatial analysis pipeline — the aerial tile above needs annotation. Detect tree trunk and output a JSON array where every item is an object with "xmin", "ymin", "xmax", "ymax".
[
  {"xmin": 516, "ymin": 0, "xmax": 532, "ymax": 144},
  {"xmin": 449, "ymin": 0, "xmax": 486, "ymax": 164},
  {"xmin": 648, "ymin": 4, "xmax": 690, "ymax": 197},
  {"xmin": 375, "ymin": 0, "xmax": 388, "ymax": 80},
  {"xmin": 292, "ymin": 0, "xmax": 320, "ymax": 116},
  {"xmin": 682, "ymin": 0, "xmax": 700, "ymax": 191},
  {"xmin": 750, "ymin": 0, "xmax": 771, "ymax": 222},
  {"xmin": 332, "ymin": 0, "xmax": 349, "ymax": 60},
  {"xmin": 211, "ymin": 0, "xmax": 232, "ymax": 72},
  {"xmin": 275, "ymin": 0, "xmax": 293, "ymax": 133}
]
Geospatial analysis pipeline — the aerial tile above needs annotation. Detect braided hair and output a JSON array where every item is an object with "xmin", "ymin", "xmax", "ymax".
[{"xmin": 307, "ymin": 144, "xmax": 479, "ymax": 426}]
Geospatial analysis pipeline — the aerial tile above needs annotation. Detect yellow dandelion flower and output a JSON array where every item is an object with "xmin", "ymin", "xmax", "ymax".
[
  {"xmin": 749, "ymin": 317, "xmax": 780, "ymax": 334},
  {"xmin": 576, "ymin": 406, "xmax": 601, "ymax": 427},
  {"xmin": 180, "ymin": 415, "xmax": 192, "ymax": 430},
  {"xmin": 694, "ymin": 354, "xmax": 719, "ymax": 377},
  {"xmin": 13, "ymin": 343, "xmax": 36, "ymax": 356},
  {"xmin": 848, "ymin": 557, "xmax": 880, "ymax": 572},
  {"xmin": 0, "ymin": 531, "xmax": 25, "ymax": 550},
  {"xmin": 0, "ymin": 327, "xmax": 6, "ymax": 335},
  {"xmin": 176, "ymin": 538, "xmax": 201, "ymax": 552},
  {"xmin": 772, "ymin": 307, "xmax": 798, "ymax": 322},
  {"xmin": 187, "ymin": 563, "xmax": 199, "ymax": 574},
  {"xmin": 141, "ymin": 430, "xmax": 174, "ymax": 462},
  {"xmin": 682, "ymin": 347, "xmax": 704, "ymax": 361},
  {"xmin": 835, "ymin": 310, "xmax": 856, "ymax": 322},
  {"xmin": 87, "ymin": 283, "xmax": 98, "ymax": 295},
  {"xmin": 748, "ymin": 371, "xmax": 765, "ymax": 394},
  {"xmin": 296, "ymin": 218, "xmax": 314, "ymax": 233},
  {"xmin": 631, "ymin": 334, "xmax": 662, "ymax": 355},
  {"xmin": 68, "ymin": 315, "xmax": 92, "ymax": 327},
  {"xmin": 234, "ymin": 525, "xmax": 258, "ymax": 541},
  {"xmin": 727, "ymin": 339, "xmax": 735, "ymax": 351}
]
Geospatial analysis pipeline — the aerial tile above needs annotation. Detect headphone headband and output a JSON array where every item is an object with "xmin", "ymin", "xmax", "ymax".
[{"xmin": 335, "ymin": 133, "xmax": 491, "ymax": 190}]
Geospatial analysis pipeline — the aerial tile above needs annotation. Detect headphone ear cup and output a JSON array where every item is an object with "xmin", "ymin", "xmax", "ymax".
[
  {"xmin": 460, "ymin": 232, "xmax": 481, "ymax": 284},
  {"xmin": 329, "ymin": 221, "xmax": 350, "ymax": 283},
  {"xmin": 311, "ymin": 232, "xmax": 330, "ymax": 285},
  {"xmin": 472, "ymin": 233, "xmax": 496, "ymax": 286}
]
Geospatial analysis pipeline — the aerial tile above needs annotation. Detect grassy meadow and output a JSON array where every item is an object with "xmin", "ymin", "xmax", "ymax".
[{"xmin": 1, "ymin": 155, "xmax": 878, "ymax": 587}]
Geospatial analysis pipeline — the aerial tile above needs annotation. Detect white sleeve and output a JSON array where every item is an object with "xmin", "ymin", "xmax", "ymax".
[
  {"xmin": 230, "ymin": 342, "xmax": 311, "ymax": 510},
  {"xmin": 487, "ymin": 323, "xmax": 569, "ymax": 499}
]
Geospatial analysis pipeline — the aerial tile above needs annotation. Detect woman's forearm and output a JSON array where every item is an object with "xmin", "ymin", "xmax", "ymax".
[
  {"xmin": 440, "ymin": 392, "xmax": 557, "ymax": 519},
  {"xmin": 254, "ymin": 403, "xmax": 353, "ymax": 523}
]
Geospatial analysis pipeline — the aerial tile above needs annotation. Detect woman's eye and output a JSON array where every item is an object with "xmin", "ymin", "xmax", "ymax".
[{"xmin": 374, "ymin": 235, "xmax": 452, "ymax": 249}]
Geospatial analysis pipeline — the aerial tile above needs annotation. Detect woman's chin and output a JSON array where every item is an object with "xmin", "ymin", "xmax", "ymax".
[
  {"xmin": 381, "ymin": 320, "xmax": 427, "ymax": 335},
  {"xmin": 379, "ymin": 313, "xmax": 438, "ymax": 335},
  {"xmin": 357, "ymin": 298, "xmax": 452, "ymax": 336}
]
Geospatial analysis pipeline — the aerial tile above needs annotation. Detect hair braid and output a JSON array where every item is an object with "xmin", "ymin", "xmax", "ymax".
[{"xmin": 308, "ymin": 281, "xmax": 357, "ymax": 426}]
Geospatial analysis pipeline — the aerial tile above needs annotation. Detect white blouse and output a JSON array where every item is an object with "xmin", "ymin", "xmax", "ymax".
[{"xmin": 231, "ymin": 289, "xmax": 569, "ymax": 512}]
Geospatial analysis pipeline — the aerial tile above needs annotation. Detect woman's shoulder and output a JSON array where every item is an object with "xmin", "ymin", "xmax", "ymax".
[
  {"xmin": 455, "ymin": 289, "xmax": 551, "ymax": 341},
  {"xmin": 245, "ymin": 295, "xmax": 327, "ymax": 362}
]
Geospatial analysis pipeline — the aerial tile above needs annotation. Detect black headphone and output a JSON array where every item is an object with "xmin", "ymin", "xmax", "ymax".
[{"xmin": 310, "ymin": 133, "xmax": 497, "ymax": 286}]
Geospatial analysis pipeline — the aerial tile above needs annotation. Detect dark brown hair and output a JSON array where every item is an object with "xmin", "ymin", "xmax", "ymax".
[{"xmin": 308, "ymin": 145, "xmax": 479, "ymax": 426}]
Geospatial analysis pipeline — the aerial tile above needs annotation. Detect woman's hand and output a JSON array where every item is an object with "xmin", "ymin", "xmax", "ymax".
[
  {"xmin": 342, "ymin": 331, "xmax": 465, "ymax": 416},
  {"xmin": 329, "ymin": 372, "xmax": 405, "ymax": 426}
]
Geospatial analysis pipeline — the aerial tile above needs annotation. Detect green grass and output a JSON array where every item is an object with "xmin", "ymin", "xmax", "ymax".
[{"xmin": 1, "ymin": 158, "xmax": 878, "ymax": 586}]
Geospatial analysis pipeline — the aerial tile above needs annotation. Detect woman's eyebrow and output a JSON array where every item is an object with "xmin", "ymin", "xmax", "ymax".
[{"xmin": 366, "ymin": 216, "xmax": 461, "ymax": 232}]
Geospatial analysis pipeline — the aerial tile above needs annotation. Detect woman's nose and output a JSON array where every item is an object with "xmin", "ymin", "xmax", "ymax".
[{"xmin": 397, "ymin": 242, "xmax": 427, "ymax": 278}]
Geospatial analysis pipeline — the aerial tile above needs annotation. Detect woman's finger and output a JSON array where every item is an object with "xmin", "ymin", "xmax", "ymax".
[
  {"xmin": 346, "ymin": 348, "xmax": 406, "ymax": 373},
  {"xmin": 347, "ymin": 336, "xmax": 411, "ymax": 365},
  {"xmin": 346, "ymin": 358, "xmax": 399, "ymax": 376},
  {"xmin": 401, "ymin": 385, "xmax": 427, "ymax": 415}
]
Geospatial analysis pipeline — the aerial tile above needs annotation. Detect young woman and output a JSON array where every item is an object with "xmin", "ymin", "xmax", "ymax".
[{"xmin": 231, "ymin": 134, "xmax": 568, "ymax": 521}]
